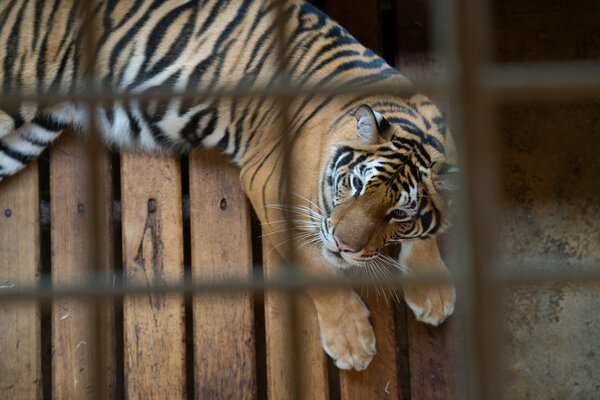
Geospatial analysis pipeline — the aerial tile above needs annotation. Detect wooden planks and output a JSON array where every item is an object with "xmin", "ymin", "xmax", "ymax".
[
  {"xmin": 50, "ymin": 132, "xmax": 114, "ymax": 399},
  {"xmin": 0, "ymin": 161, "xmax": 41, "ymax": 399},
  {"xmin": 407, "ymin": 316, "xmax": 459, "ymax": 399},
  {"xmin": 120, "ymin": 151, "xmax": 186, "ymax": 399},
  {"xmin": 189, "ymin": 150, "xmax": 256, "ymax": 398},
  {"xmin": 340, "ymin": 295, "xmax": 401, "ymax": 399},
  {"xmin": 262, "ymin": 239, "xmax": 329, "ymax": 400}
]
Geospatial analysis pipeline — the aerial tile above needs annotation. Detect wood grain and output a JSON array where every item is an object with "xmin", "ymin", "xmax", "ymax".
[
  {"xmin": 340, "ymin": 295, "xmax": 401, "ymax": 400},
  {"xmin": 262, "ymin": 239, "xmax": 329, "ymax": 400},
  {"xmin": 404, "ymin": 235, "xmax": 460, "ymax": 399},
  {"xmin": 120, "ymin": 151, "xmax": 186, "ymax": 399},
  {"xmin": 189, "ymin": 149, "xmax": 256, "ymax": 399},
  {"xmin": 407, "ymin": 312, "xmax": 459, "ymax": 400},
  {"xmin": 0, "ymin": 161, "xmax": 41, "ymax": 399},
  {"xmin": 50, "ymin": 132, "xmax": 114, "ymax": 399}
]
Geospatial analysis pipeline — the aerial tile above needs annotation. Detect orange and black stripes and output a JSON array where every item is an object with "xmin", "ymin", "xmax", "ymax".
[{"xmin": 0, "ymin": 0, "xmax": 454, "ymax": 252}]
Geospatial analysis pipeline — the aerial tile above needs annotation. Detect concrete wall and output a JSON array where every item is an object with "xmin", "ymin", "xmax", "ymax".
[{"xmin": 493, "ymin": 1, "xmax": 600, "ymax": 398}]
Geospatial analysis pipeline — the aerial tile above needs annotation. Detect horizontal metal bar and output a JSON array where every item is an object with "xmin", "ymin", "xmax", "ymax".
[
  {"xmin": 0, "ymin": 77, "xmax": 445, "ymax": 108},
  {"xmin": 1, "ymin": 260, "xmax": 599, "ymax": 302},
  {"xmin": 481, "ymin": 62, "xmax": 600, "ymax": 100},
  {"xmin": 0, "ymin": 268, "xmax": 452, "ymax": 302},
  {"xmin": 2, "ymin": 62, "xmax": 596, "ymax": 108}
]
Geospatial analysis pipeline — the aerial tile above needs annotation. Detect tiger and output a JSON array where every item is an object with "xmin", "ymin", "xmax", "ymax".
[{"xmin": 0, "ymin": 0, "xmax": 457, "ymax": 371}]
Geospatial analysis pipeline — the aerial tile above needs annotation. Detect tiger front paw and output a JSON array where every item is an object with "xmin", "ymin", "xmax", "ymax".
[
  {"xmin": 404, "ymin": 283, "xmax": 455, "ymax": 326},
  {"xmin": 317, "ymin": 292, "xmax": 376, "ymax": 371}
]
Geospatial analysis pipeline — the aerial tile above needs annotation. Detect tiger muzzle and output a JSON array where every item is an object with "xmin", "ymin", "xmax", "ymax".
[{"xmin": 331, "ymin": 200, "xmax": 378, "ymax": 253}]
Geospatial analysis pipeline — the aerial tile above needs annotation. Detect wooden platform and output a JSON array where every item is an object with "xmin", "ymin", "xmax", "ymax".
[
  {"xmin": 0, "ymin": 139, "xmax": 460, "ymax": 400},
  {"xmin": 0, "ymin": 1, "xmax": 460, "ymax": 398}
]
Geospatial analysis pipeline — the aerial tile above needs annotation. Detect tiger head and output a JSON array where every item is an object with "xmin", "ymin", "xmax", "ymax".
[{"xmin": 318, "ymin": 97, "xmax": 458, "ymax": 269}]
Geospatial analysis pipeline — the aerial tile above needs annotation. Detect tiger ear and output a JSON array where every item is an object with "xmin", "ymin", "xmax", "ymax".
[{"xmin": 355, "ymin": 105, "xmax": 391, "ymax": 144}]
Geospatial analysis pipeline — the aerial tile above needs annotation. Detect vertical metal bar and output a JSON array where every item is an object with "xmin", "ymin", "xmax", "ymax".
[
  {"xmin": 273, "ymin": 1, "xmax": 302, "ymax": 399},
  {"xmin": 428, "ymin": 0, "xmax": 476, "ymax": 397},
  {"xmin": 429, "ymin": 0, "xmax": 499, "ymax": 398},
  {"xmin": 79, "ymin": 1, "xmax": 108, "ymax": 399},
  {"xmin": 453, "ymin": 0, "xmax": 500, "ymax": 399}
]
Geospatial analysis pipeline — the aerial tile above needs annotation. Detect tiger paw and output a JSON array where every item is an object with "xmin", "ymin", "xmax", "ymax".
[
  {"xmin": 317, "ymin": 292, "xmax": 376, "ymax": 371},
  {"xmin": 404, "ymin": 283, "xmax": 455, "ymax": 326}
]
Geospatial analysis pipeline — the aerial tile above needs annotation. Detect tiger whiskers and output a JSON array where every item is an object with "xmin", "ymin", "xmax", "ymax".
[
  {"xmin": 353, "ymin": 262, "xmax": 385, "ymax": 301},
  {"xmin": 262, "ymin": 199, "xmax": 325, "ymax": 253},
  {"xmin": 372, "ymin": 257, "xmax": 403, "ymax": 304},
  {"xmin": 258, "ymin": 221, "xmax": 320, "ymax": 238},
  {"xmin": 353, "ymin": 253, "xmax": 413, "ymax": 304},
  {"xmin": 264, "ymin": 203, "xmax": 324, "ymax": 223},
  {"xmin": 265, "ymin": 191, "xmax": 326, "ymax": 220},
  {"xmin": 291, "ymin": 192, "xmax": 326, "ymax": 215},
  {"xmin": 381, "ymin": 254, "xmax": 414, "ymax": 275},
  {"xmin": 268, "ymin": 230, "xmax": 322, "ymax": 253}
]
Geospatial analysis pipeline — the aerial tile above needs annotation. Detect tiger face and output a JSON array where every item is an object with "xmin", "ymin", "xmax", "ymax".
[{"xmin": 318, "ymin": 103, "xmax": 457, "ymax": 269}]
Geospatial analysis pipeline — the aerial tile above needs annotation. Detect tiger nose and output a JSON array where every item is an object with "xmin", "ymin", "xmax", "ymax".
[{"xmin": 333, "ymin": 234, "xmax": 357, "ymax": 253}]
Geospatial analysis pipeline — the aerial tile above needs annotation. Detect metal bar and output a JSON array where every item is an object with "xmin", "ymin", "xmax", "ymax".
[
  {"xmin": 5, "ymin": 264, "xmax": 599, "ymax": 304},
  {"xmin": 79, "ymin": 0, "xmax": 108, "ymax": 398},
  {"xmin": 453, "ymin": 0, "xmax": 501, "ymax": 399},
  {"xmin": 1, "ymin": 58, "xmax": 597, "ymax": 108},
  {"xmin": 482, "ymin": 62, "xmax": 600, "ymax": 100},
  {"xmin": 0, "ymin": 78, "xmax": 445, "ymax": 108},
  {"xmin": 3, "ymin": 257, "xmax": 600, "ymax": 302},
  {"xmin": 0, "ymin": 271, "xmax": 454, "ymax": 301},
  {"xmin": 429, "ymin": 0, "xmax": 476, "ymax": 397},
  {"xmin": 273, "ymin": 1, "xmax": 302, "ymax": 399}
]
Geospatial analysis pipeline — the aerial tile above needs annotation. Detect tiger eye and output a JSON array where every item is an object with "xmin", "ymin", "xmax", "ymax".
[
  {"xmin": 352, "ymin": 176, "xmax": 363, "ymax": 191},
  {"xmin": 390, "ymin": 209, "xmax": 408, "ymax": 220}
]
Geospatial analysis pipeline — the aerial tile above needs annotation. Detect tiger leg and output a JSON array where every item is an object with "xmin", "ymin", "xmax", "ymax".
[
  {"xmin": 400, "ymin": 237, "xmax": 455, "ymax": 326},
  {"xmin": 0, "ymin": 117, "xmax": 65, "ymax": 181},
  {"xmin": 308, "ymin": 286, "xmax": 376, "ymax": 370}
]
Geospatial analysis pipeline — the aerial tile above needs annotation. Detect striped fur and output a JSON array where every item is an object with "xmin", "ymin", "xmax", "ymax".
[{"xmin": 0, "ymin": 0, "xmax": 457, "ymax": 371}]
